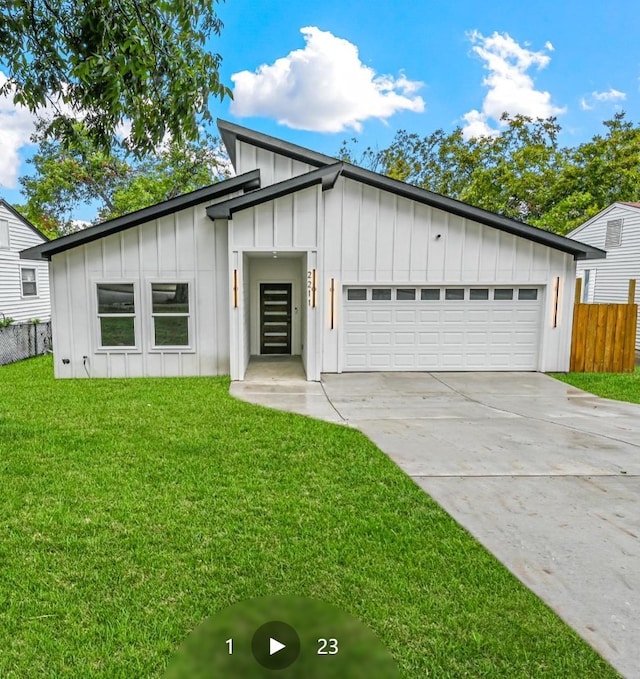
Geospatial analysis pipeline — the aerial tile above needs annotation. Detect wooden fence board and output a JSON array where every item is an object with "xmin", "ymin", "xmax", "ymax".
[{"xmin": 570, "ymin": 302, "xmax": 637, "ymax": 373}]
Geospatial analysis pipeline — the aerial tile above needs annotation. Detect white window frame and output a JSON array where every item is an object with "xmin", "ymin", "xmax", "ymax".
[
  {"xmin": 0, "ymin": 219, "xmax": 9, "ymax": 249},
  {"xmin": 95, "ymin": 281, "xmax": 140, "ymax": 352},
  {"xmin": 148, "ymin": 280, "xmax": 195, "ymax": 352},
  {"xmin": 20, "ymin": 267, "xmax": 38, "ymax": 297}
]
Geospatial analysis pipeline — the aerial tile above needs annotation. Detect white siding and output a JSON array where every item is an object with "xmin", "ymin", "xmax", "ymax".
[
  {"xmin": 235, "ymin": 140, "xmax": 316, "ymax": 187},
  {"xmin": 573, "ymin": 204, "xmax": 640, "ymax": 348},
  {"xmin": 50, "ymin": 204, "xmax": 229, "ymax": 378},
  {"xmin": 0, "ymin": 204, "xmax": 51, "ymax": 323}
]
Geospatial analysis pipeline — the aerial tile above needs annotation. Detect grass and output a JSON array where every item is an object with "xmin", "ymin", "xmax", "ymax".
[
  {"xmin": 552, "ymin": 366, "xmax": 640, "ymax": 404},
  {"xmin": 0, "ymin": 356, "xmax": 619, "ymax": 678}
]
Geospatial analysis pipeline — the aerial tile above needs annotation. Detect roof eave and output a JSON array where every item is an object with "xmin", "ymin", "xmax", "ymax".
[
  {"xmin": 207, "ymin": 163, "xmax": 343, "ymax": 220},
  {"xmin": 20, "ymin": 171, "xmax": 261, "ymax": 261},
  {"xmin": 0, "ymin": 199, "xmax": 49, "ymax": 243}
]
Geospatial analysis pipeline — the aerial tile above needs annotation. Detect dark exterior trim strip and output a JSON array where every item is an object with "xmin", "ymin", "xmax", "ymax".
[
  {"xmin": 0, "ymin": 198, "xmax": 49, "ymax": 243},
  {"xmin": 207, "ymin": 163, "xmax": 343, "ymax": 220},
  {"xmin": 20, "ymin": 171, "xmax": 261, "ymax": 261}
]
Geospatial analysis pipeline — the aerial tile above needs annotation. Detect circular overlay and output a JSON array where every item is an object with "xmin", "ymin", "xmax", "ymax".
[{"xmin": 162, "ymin": 595, "xmax": 401, "ymax": 678}]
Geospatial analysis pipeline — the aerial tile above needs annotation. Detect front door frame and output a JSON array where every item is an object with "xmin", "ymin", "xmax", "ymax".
[{"xmin": 259, "ymin": 282, "xmax": 292, "ymax": 354}]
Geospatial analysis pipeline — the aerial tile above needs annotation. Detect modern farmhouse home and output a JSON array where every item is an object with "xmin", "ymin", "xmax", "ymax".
[
  {"xmin": 1, "ymin": 199, "xmax": 50, "ymax": 323},
  {"xmin": 21, "ymin": 120, "xmax": 604, "ymax": 379},
  {"xmin": 568, "ymin": 202, "xmax": 640, "ymax": 349}
]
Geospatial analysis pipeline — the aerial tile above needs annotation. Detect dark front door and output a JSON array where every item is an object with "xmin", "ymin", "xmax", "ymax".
[{"xmin": 260, "ymin": 283, "xmax": 292, "ymax": 354}]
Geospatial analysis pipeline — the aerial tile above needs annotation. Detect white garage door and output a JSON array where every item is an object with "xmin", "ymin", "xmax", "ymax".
[{"xmin": 343, "ymin": 286, "xmax": 542, "ymax": 371}]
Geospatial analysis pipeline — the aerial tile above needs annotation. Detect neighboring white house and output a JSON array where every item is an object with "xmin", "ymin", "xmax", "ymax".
[
  {"xmin": 568, "ymin": 202, "xmax": 640, "ymax": 349},
  {"xmin": 0, "ymin": 199, "xmax": 50, "ymax": 323},
  {"xmin": 21, "ymin": 120, "xmax": 604, "ymax": 380}
]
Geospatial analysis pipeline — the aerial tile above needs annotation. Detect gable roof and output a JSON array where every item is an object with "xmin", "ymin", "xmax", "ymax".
[
  {"xmin": 567, "ymin": 202, "xmax": 640, "ymax": 239},
  {"xmin": 20, "ymin": 171, "xmax": 261, "ymax": 261},
  {"xmin": 215, "ymin": 119, "xmax": 605, "ymax": 261},
  {"xmin": 0, "ymin": 198, "xmax": 49, "ymax": 243}
]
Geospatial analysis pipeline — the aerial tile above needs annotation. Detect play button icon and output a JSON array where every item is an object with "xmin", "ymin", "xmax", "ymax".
[
  {"xmin": 252, "ymin": 620, "xmax": 300, "ymax": 670},
  {"xmin": 270, "ymin": 637, "xmax": 286, "ymax": 655}
]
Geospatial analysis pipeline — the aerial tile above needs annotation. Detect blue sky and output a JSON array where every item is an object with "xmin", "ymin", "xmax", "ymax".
[{"xmin": 1, "ymin": 0, "xmax": 638, "ymax": 216}]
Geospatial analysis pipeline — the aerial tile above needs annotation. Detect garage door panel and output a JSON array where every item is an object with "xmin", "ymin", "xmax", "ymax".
[{"xmin": 343, "ymin": 287, "xmax": 541, "ymax": 371}]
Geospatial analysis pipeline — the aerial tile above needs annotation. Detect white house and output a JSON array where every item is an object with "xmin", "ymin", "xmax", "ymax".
[
  {"xmin": 21, "ymin": 120, "xmax": 604, "ymax": 380},
  {"xmin": 1, "ymin": 199, "xmax": 50, "ymax": 323},
  {"xmin": 568, "ymin": 202, "xmax": 640, "ymax": 349}
]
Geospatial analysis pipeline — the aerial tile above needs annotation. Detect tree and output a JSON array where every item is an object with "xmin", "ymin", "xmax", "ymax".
[
  {"xmin": 0, "ymin": 0, "xmax": 230, "ymax": 154},
  {"xmin": 18, "ymin": 123, "xmax": 230, "ymax": 237}
]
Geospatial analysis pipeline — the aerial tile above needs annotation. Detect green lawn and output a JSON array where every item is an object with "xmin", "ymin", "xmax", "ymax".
[
  {"xmin": 0, "ymin": 356, "xmax": 618, "ymax": 678},
  {"xmin": 553, "ymin": 367, "xmax": 640, "ymax": 404}
]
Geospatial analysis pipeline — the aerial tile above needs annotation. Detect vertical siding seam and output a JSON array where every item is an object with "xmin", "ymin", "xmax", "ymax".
[
  {"xmin": 391, "ymin": 195, "xmax": 397, "ymax": 281},
  {"xmin": 409, "ymin": 200, "xmax": 415, "ymax": 281}
]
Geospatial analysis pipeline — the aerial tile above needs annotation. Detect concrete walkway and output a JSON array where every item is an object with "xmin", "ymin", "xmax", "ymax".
[{"xmin": 231, "ymin": 363, "xmax": 640, "ymax": 679}]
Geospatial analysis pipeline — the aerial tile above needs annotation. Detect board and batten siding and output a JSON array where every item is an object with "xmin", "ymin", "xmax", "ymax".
[
  {"xmin": 50, "ymin": 203, "xmax": 229, "ymax": 378},
  {"xmin": 0, "ymin": 203, "xmax": 50, "ymax": 322},
  {"xmin": 235, "ymin": 140, "xmax": 317, "ymax": 188},
  {"xmin": 320, "ymin": 176, "xmax": 575, "ymax": 373},
  {"xmin": 573, "ymin": 204, "xmax": 640, "ymax": 349}
]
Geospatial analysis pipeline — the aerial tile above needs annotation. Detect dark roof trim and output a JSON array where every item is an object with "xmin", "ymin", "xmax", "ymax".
[
  {"xmin": 340, "ymin": 165, "xmax": 605, "ymax": 261},
  {"xmin": 218, "ymin": 119, "xmax": 338, "ymax": 171},
  {"xmin": 0, "ymin": 198, "xmax": 49, "ymax": 243},
  {"xmin": 20, "ymin": 171, "xmax": 261, "ymax": 261},
  {"xmin": 207, "ymin": 163, "xmax": 343, "ymax": 220}
]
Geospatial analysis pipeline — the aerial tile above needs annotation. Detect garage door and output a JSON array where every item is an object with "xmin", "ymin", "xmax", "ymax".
[{"xmin": 343, "ymin": 286, "xmax": 542, "ymax": 371}]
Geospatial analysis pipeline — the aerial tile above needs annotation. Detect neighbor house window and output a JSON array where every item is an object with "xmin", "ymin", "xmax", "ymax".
[
  {"xmin": 97, "ymin": 283, "xmax": 136, "ymax": 347},
  {"xmin": 0, "ymin": 219, "xmax": 9, "ymax": 249},
  {"xmin": 21, "ymin": 268, "xmax": 37, "ymax": 296},
  {"xmin": 604, "ymin": 219, "xmax": 623, "ymax": 249},
  {"xmin": 151, "ymin": 283, "xmax": 190, "ymax": 347}
]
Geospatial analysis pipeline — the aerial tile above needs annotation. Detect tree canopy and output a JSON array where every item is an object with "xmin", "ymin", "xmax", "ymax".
[
  {"xmin": 0, "ymin": 0, "xmax": 230, "ymax": 154},
  {"xmin": 18, "ymin": 122, "xmax": 230, "ymax": 237},
  {"xmin": 340, "ymin": 112, "xmax": 640, "ymax": 234}
]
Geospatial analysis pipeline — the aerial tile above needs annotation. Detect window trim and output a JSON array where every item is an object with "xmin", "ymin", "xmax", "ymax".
[
  {"xmin": 95, "ymin": 281, "xmax": 140, "ymax": 353},
  {"xmin": 148, "ymin": 280, "xmax": 195, "ymax": 352},
  {"xmin": 0, "ymin": 218, "xmax": 9, "ymax": 250},
  {"xmin": 20, "ymin": 266, "xmax": 38, "ymax": 298}
]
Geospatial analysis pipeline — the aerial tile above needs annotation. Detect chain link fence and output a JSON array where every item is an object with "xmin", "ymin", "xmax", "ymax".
[{"xmin": 0, "ymin": 321, "xmax": 52, "ymax": 366}]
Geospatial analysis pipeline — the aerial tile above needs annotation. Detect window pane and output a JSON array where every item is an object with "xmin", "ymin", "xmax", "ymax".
[
  {"xmin": 97, "ymin": 284, "xmax": 135, "ymax": 314},
  {"xmin": 469, "ymin": 288, "xmax": 489, "ymax": 300},
  {"xmin": 154, "ymin": 316, "xmax": 189, "ymax": 346},
  {"xmin": 421, "ymin": 289, "xmax": 440, "ymax": 301},
  {"xmin": 152, "ymin": 283, "xmax": 189, "ymax": 313},
  {"xmin": 445, "ymin": 288, "xmax": 465, "ymax": 300},
  {"xmin": 347, "ymin": 288, "xmax": 367, "ymax": 301},
  {"xmin": 0, "ymin": 219, "xmax": 9, "ymax": 249},
  {"xmin": 100, "ymin": 317, "xmax": 135, "ymax": 346},
  {"xmin": 518, "ymin": 288, "xmax": 538, "ymax": 300},
  {"xmin": 396, "ymin": 288, "xmax": 416, "ymax": 300},
  {"xmin": 372, "ymin": 288, "xmax": 391, "ymax": 300},
  {"xmin": 494, "ymin": 288, "xmax": 514, "ymax": 300},
  {"xmin": 22, "ymin": 282, "xmax": 37, "ymax": 296},
  {"xmin": 21, "ymin": 268, "xmax": 36, "ymax": 282}
]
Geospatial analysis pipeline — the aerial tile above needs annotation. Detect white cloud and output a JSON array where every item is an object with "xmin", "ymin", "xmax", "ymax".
[
  {"xmin": 580, "ymin": 87, "xmax": 626, "ymax": 110},
  {"xmin": 592, "ymin": 88, "xmax": 626, "ymax": 102},
  {"xmin": 545, "ymin": 41, "xmax": 555, "ymax": 52},
  {"xmin": 230, "ymin": 26, "xmax": 425, "ymax": 133},
  {"xmin": 462, "ymin": 31, "xmax": 565, "ymax": 139},
  {"xmin": 0, "ymin": 72, "xmax": 37, "ymax": 189},
  {"xmin": 461, "ymin": 110, "xmax": 499, "ymax": 139}
]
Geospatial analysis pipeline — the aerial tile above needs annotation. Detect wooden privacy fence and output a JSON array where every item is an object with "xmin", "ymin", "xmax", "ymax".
[{"xmin": 570, "ymin": 279, "xmax": 637, "ymax": 373}]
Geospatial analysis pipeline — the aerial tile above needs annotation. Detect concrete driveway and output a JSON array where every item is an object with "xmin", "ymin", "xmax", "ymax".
[{"xmin": 232, "ymin": 370, "xmax": 640, "ymax": 678}]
